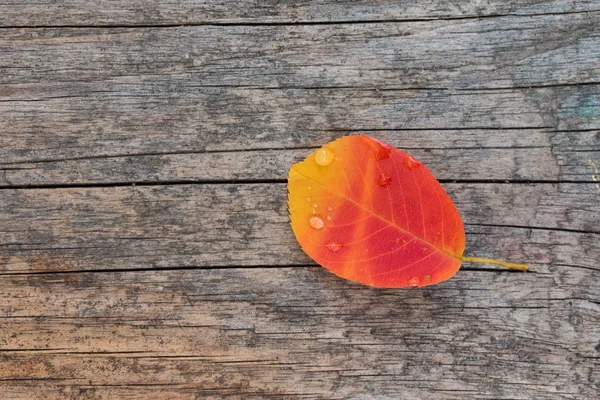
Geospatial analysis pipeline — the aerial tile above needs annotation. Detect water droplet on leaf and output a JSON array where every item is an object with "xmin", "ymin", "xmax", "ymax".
[
  {"xmin": 326, "ymin": 216, "xmax": 332, "ymax": 221},
  {"xmin": 404, "ymin": 155, "xmax": 420, "ymax": 170},
  {"xmin": 306, "ymin": 197, "xmax": 311, "ymax": 202},
  {"xmin": 326, "ymin": 242, "xmax": 344, "ymax": 253},
  {"xmin": 408, "ymin": 277, "xmax": 420, "ymax": 287},
  {"xmin": 314, "ymin": 147, "xmax": 335, "ymax": 166},
  {"xmin": 327, "ymin": 206, "xmax": 334, "ymax": 211},
  {"xmin": 309, "ymin": 215, "xmax": 325, "ymax": 229},
  {"xmin": 359, "ymin": 135, "xmax": 391, "ymax": 160},
  {"xmin": 377, "ymin": 173, "xmax": 392, "ymax": 187},
  {"xmin": 313, "ymin": 203, "xmax": 318, "ymax": 208}
]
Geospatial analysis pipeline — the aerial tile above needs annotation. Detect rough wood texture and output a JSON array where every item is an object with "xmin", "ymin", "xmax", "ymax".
[
  {"xmin": 1, "ymin": 130, "xmax": 598, "ymax": 186},
  {"xmin": 2, "ymin": 1, "xmax": 600, "ymax": 26},
  {"xmin": 0, "ymin": 268, "xmax": 598, "ymax": 399},
  {"xmin": 1, "ymin": 2, "xmax": 599, "ymax": 399},
  {"xmin": 1, "ymin": 13, "xmax": 599, "ymax": 183},
  {"xmin": 0, "ymin": 183, "xmax": 598, "ymax": 274}
]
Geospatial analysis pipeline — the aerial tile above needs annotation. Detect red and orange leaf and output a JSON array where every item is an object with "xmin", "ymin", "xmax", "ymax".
[{"xmin": 288, "ymin": 135, "xmax": 466, "ymax": 288}]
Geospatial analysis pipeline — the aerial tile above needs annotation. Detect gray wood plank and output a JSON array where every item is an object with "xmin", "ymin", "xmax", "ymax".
[
  {"xmin": 2, "ymin": 14, "xmax": 598, "ymax": 90},
  {"xmin": 1, "ymin": 0, "xmax": 599, "ymax": 26},
  {"xmin": 1, "ymin": 129, "xmax": 599, "ymax": 185},
  {"xmin": 1, "ymin": 85, "xmax": 599, "ymax": 167},
  {"xmin": 2, "ymin": 14, "xmax": 598, "ymax": 180},
  {"xmin": 0, "ymin": 183, "xmax": 597, "ymax": 274},
  {"xmin": 0, "ymin": 267, "xmax": 598, "ymax": 399}
]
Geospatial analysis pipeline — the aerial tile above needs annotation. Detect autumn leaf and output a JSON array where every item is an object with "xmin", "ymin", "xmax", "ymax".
[{"xmin": 288, "ymin": 135, "xmax": 528, "ymax": 288}]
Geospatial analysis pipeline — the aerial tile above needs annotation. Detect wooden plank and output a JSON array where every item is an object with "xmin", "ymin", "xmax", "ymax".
[
  {"xmin": 2, "ymin": 14, "xmax": 599, "ymax": 90},
  {"xmin": 0, "ymin": 267, "xmax": 598, "ymax": 399},
  {"xmin": 1, "ymin": 1, "xmax": 599, "ymax": 26},
  {"xmin": 2, "ymin": 14, "xmax": 598, "ymax": 175},
  {"xmin": 2, "ymin": 126, "xmax": 598, "ymax": 185},
  {"xmin": 1, "ymin": 85, "xmax": 599, "ymax": 166},
  {"xmin": 1, "ymin": 130, "xmax": 599, "ymax": 185},
  {"xmin": 0, "ymin": 183, "xmax": 597, "ymax": 274}
]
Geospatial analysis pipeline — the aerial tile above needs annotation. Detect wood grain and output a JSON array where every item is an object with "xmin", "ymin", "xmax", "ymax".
[
  {"xmin": 0, "ymin": 267, "xmax": 598, "ymax": 399},
  {"xmin": 0, "ymin": 183, "xmax": 598, "ymax": 275},
  {"xmin": 1, "ymin": 2, "xmax": 599, "ymax": 399},
  {"xmin": 0, "ymin": 86, "xmax": 598, "ymax": 172},
  {"xmin": 2, "ymin": 14, "xmax": 599, "ymax": 90},
  {"xmin": 1, "ymin": 130, "xmax": 599, "ymax": 186},
  {"xmin": 2, "ymin": 1, "xmax": 599, "ymax": 27},
  {"xmin": 1, "ymin": 13, "xmax": 599, "ymax": 172}
]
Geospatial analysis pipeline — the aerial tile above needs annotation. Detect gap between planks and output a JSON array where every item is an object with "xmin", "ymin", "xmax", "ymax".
[
  {"xmin": 0, "ymin": 263, "xmax": 547, "ymax": 277},
  {"xmin": 0, "ymin": 179, "xmax": 596, "ymax": 190},
  {"xmin": 1, "ymin": 9, "xmax": 599, "ymax": 30}
]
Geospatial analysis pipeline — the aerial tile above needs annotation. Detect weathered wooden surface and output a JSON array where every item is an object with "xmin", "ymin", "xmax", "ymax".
[
  {"xmin": 0, "ymin": 268, "xmax": 598, "ymax": 399},
  {"xmin": 1, "ymin": 130, "xmax": 599, "ymax": 186},
  {"xmin": 2, "ymin": 1, "xmax": 600, "ymax": 26},
  {"xmin": 1, "ymin": 1, "xmax": 599, "ymax": 399},
  {"xmin": 0, "ymin": 183, "xmax": 599, "ymax": 274}
]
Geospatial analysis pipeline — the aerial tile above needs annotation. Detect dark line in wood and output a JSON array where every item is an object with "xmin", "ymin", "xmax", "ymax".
[
  {"xmin": 438, "ymin": 146, "xmax": 557, "ymax": 150},
  {"xmin": 57, "ymin": 383, "xmax": 200, "ymax": 388},
  {"xmin": 453, "ymin": 81, "xmax": 600, "ymax": 91},
  {"xmin": 0, "ymin": 95, "xmax": 89, "ymax": 103},
  {"xmin": 440, "ymin": 179, "xmax": 592, "ymax": 184},
  {"xmin": 1, "ymin": 178, "xmax": 596, "ymax": 190},
  {"xmin": 0, "ymin": 264, "xmax": 319, "ymax": 277},
  {"xmin": 0, "ymin": 348, "xmax": 70, "ymax": 352},
  {"xmin": 465, "ymin": 222, "xmax": 598, "ymax": 235},
  {"xmin": 321, "ymin": 127, "xmax": 557, "ymax": 132},
  {"xmin": 0, "ymin": 264, "xmax": 549, "ymax": 278},
  {"xmin": 553, "ymin": 263, "xmax": 599, "ymax": 272},
  {"xmin": 0, "ymin": 179, "xmax": 285, "ymax": 189},
  {"xmin": 555, "ymin": 128, "xmax": 600, "ymax": 133},
  {"xmin": 0, "ymin": 147, "xmax": 313, "ymax": 165},
  {"xmin": 0, "ymin": 9, "xmax": 598, "ymax": 30},
  {"xmin": 460, "ymin": 306, "xmax": 549, "ymax": 310},
  {"xmin": 134, "ymin": 356, "xmax": 300, "ymax": 361},
  {"xmin": 560, "ymin": 148, "xmax": 600, "ymax": 153},
  {"xmin": 0, "ymin": 145, "xmax": 559, "ymax": 167},
  {"xmin": 320, "ymin": 81, "xmax": 600, "ymax": 92},
  {"xmin": 0, "ymin": 315, "xmax": 188, "ymax": 322},
  {"xmin": 196, "ymin": 82, "xmax": 600, "ymax": 91}
]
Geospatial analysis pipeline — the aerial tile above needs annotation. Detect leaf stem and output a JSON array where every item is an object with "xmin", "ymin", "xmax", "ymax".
[{"xmin": 461, "ymin": 256, "xmax": 529, "ymax": 271}]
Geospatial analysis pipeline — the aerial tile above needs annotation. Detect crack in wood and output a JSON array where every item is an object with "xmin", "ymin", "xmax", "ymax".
[{"xmin": 1, "ymin": 9, "xmax": 599, "ymax": 30}]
